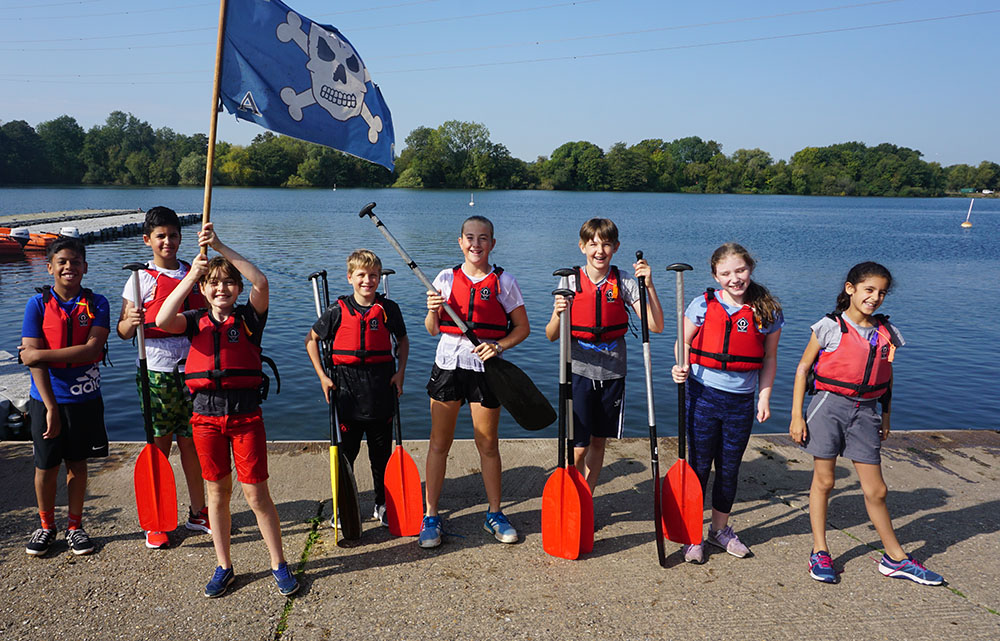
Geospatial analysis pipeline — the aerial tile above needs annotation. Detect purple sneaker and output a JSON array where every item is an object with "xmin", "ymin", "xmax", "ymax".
[
  {"xmin": 707, "ymin": 525, "xmax": 750, "ymax": 558},
  {"xmin": 683, "ymin": 542, "xmax": 704, "ymax": 564}
]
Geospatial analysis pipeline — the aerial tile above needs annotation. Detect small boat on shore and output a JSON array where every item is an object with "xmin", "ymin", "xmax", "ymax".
[
  {"xmin": 0, "ymin": 227, "xmax": 58, "ymax": 252},
  {"xmin": 0, "ymin": 236, "xmax": 26, "ymax": 258}
]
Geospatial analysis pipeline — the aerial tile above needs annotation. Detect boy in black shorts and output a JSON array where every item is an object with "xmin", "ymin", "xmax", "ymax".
[
  {"xmin": 305, "ymin": 249, "xmax": 409, "ymax": 527},
  {"xmin": 19, "ymin": 237, "xmax": 111, "ymax": 556}
]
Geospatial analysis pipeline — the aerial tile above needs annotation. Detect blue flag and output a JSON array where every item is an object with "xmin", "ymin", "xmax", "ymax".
[{"xmin": 220, "ymin": 0, "xmax": 395, "ymax": 170}]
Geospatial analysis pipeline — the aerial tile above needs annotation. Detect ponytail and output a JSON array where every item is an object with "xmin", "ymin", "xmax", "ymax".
[{"xmin": 835, "ymin": 262, "xmax": 893, "ymax": 312}]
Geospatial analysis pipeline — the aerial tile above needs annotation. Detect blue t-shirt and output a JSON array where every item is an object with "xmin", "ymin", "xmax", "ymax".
[
  {"xmin": 685, "ymin": 290, "xmax": 783, "ymax": 394},
  {"xmin": 21, "ymin": 290, "xmax": 111, "ymax": 403}
]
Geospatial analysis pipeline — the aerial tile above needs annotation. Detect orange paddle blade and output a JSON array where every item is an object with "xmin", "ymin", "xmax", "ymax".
[
  {"xmin": 542, "ymin": 469, "xmax": 582, "ymax": 560},
  {"xmin": 134, "ymin": 444, "xmax": 178, "ymax": 532},
  {"xmin": 661, "ymin": 460, "xmax": 703, "ymax": 545},
  {"xmin": 567, "ymin": 467, "xmax": 594, "ymax": 554},
  {"xmin": 384, "ymin": 445, "xmax": 423, "ymax": 537}
]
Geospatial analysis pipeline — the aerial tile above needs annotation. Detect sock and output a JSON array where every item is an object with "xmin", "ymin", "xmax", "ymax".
[
  {"xmin": 67, "ymin": 512, "xmax": 82, "ymax": 530},
  {"xmin": 40, "ymin": 510, "xmax": 55, "ymax": 531}
]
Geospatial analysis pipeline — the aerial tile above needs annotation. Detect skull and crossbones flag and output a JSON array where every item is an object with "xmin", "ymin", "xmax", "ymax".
[{"xmin": 220, "ymin": 0, "xmax": 395, "ymax": 170}]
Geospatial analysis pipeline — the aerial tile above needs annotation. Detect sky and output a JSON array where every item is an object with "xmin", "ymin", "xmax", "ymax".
[{"xmin": 1, "ymin": 0, "xmax": 998, "ymax": 167}]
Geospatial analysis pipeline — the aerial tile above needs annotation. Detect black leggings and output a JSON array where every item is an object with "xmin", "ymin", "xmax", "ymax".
[{"xmin": 339, "ymin": 417, "xmax": 393, "ymax": 506}]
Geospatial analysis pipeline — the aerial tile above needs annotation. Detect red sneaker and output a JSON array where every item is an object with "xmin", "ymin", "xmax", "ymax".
[
  {"xmin": 145, "ymin": 531, "xmax": 169, "ymax": 549},
  {"xmin": 185, "ymin": 507, "xmax": 211, "ymax": 534}
]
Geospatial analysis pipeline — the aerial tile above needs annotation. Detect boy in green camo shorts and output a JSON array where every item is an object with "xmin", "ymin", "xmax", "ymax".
[{"xmin": 117, "ymin": 206, "xmax": 210, "ymax": 549}]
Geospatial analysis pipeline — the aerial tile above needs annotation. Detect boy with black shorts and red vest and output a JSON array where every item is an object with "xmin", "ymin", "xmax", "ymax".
[
  {"xmin": 545, "ymin": 218, "xmax": 663, "ymax": 492},
  {"xmin": 419, "ymin": 215, "xmax": 531, "ymax": 549},
  {"xmin": 20, "ymin": 236, "xmax": 111, "ymax": 557},
  {"xmin": 155, "ymin": 222, "xmax": 298, "ymax": 598},
  {"xmin": 305, "ymin": 249, "xmax": 409, "ymax": 527},
  {"xmin": 117, "ymin": 206, "xmax": 209, "ymax": 549}
]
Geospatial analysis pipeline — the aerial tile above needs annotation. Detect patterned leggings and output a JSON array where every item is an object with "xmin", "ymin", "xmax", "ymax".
[{"xmin": 684, "ymin": 378, "xmax": 755, "ymax": 515}]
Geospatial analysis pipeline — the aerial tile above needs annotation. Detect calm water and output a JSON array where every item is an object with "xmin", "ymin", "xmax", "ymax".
[{"xmin": 2, "ymin": 187, "xmax": 998, "ymax": 441}]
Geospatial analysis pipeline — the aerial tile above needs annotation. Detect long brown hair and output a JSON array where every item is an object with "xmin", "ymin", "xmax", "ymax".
[{"xmin": 710, "ymin": 242, "xmax": 781, "ymax": 329}]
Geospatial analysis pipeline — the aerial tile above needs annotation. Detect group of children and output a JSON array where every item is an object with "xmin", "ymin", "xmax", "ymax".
[{"xmin": 18, "ymin": 206, "xmax": 944, "ymax": 598}]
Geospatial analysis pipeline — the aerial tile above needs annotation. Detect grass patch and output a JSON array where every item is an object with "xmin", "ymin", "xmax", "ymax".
[{"xmin": 274, "ymin": 503, "xmax": 326, "ymax": 639}]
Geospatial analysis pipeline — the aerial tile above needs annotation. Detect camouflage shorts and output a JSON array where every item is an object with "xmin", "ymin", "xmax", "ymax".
[{"xmin": 136, "ymin": 370, "xmax": 194, "ymax": 438}]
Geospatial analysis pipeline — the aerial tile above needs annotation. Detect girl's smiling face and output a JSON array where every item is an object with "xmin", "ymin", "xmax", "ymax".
[
  {"xmin": 712, "ymin": 254, "xmax": 752, "ymax": 303},
  {"xmin": 458, "ymin": 220, "xmax": 495, "ymax": 268},
  {"xmin": 845, "ymin": 275, "xmax": 890, "ymax": 320}
]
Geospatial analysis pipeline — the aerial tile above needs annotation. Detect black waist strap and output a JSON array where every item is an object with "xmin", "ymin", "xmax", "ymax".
[
  {"xmin": 690, "ymin": 347, "xmax": 763, "ymax": 364},
  {"xmin": 813, "ymin": 373, "xmax": 889, "ymax": 395}
]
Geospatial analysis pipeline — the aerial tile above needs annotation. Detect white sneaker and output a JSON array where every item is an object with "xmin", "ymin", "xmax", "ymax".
[{"xmin": 373, "ymin": 504, "xmax": 388, "ymax": 527}]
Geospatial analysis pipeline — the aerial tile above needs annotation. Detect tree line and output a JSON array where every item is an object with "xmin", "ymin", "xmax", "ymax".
[{"xmin": 2, "ymin": 112, "xmax": 998, "ymax": 197}]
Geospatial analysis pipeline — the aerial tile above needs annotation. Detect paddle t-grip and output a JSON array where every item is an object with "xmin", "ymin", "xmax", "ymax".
[{"xmin": 665, "ymin": 263, "xmax": 693, "ymax": 460}]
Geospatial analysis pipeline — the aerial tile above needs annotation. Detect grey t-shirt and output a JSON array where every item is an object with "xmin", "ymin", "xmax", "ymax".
[{"xmin": 567, "ymin": 269, "xmax": 640, "ymax": 381}]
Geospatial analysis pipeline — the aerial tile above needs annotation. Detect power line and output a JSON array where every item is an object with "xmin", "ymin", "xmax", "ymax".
[{"xmin": 0, "ymin": 0, "xmax": 111, "ymax": 11}]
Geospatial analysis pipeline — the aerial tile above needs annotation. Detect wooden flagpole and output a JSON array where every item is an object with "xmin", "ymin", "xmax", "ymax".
[{"xmin": 201, "ymin": 0, "xmax": 230, "ymax": 254}]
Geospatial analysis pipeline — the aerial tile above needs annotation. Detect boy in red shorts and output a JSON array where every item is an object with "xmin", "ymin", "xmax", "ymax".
[{"xmin": 155, "ymin": 222, "xmax": 298, "ymax": 598}]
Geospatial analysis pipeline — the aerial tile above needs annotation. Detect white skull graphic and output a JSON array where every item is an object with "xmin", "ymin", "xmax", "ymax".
[{"xmin": 306, "ymin": 23, "xmax": 366, "ymax": 121}]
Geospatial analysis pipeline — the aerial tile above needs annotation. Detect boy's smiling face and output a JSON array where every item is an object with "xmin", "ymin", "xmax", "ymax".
[
  {"xmin": 458, "ymin": 220, "xmax": 495, "ymax": 268},
  {"xmin": 348, "ymin": 266, "xmax": 381, "ymax": 304},
  {"xmin": 47, "ymin": 248, "xmax": 87, "ymax": 292},
  {"xmin": 579, "ymin": 234, "xmax": 619, "ymax": 275},
  {"xmin": 143, "ymin": 225, "xmax": 181, "ymax": 265}
]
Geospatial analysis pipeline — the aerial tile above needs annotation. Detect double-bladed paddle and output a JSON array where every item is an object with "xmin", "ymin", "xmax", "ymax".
[
  {"xmin": 309, "ymin": 270, "xmax": 362, "ymax": 544},
  {"xmin": 662, "ymin": 263, "xmax": 704, "ymax": 545},
  {"xmin": 379, "ymin": 269, "xmax": 424, "ymax": 537},
  {"xmin": 359, "ymin": 202, "xmax": 555, "ymax": 431},
  {"xmin": 124, "ymin": 263, "xmax": 178, "ymax": 534},
  {"xmin": 636, "ymin": 252, "xmax": 667, "ymax": 567}
]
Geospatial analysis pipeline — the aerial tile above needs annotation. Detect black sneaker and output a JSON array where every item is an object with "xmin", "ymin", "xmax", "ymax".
[
  {"xmin": 65, "ymin": 528, "xmax": 95, "ymax": 555},
  {"xmin": 26, "ymin": 528, "xmax": 56, "ymax": 556}
]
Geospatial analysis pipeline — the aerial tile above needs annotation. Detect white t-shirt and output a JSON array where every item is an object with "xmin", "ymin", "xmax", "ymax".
[
  {"xmin": 431, "ymin": 266, "xmax": 525, "ymax": 372},
  {"xmin": 121, "ymin": 262, "xmax": 195, "ymax": 373}
]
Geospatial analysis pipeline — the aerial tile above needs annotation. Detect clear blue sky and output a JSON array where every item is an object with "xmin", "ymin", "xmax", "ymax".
[{"xmin": 2, "ymin": 0, "xmax": 998, "ymax": 166}]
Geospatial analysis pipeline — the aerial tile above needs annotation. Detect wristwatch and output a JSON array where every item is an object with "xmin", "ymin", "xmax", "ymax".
[{"xmin": 492, "ymin": 342, "xmax": 504, "ymax": 354}]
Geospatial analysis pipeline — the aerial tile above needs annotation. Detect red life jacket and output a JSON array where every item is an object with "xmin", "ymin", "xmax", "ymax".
[
  {"xmin": 141, "ymin": 262, "xmax": 207, "ymax": 339},
  {"xmin": 329, "ymin": 296, "xmax": 394, "ymax": 366},
  {"xmin": 689, "ymin": 289, "xmax": 765, "ymax": 372},
  {"xmin": 183, "ymin": 308, "xmax": 263, "ymax": 393},
  {"xmin": 813, "ymin": 313, "xmax": 893, "ymax": 399},
  {"xmin": 439, "ymin": 265, "xmax": 509, "ymax": 340},
  {"xmin": 570, "ymin": 265, "xmax": 629, "ymax": 342},
  {"xmin": 38, "ymin": 286, "xmax": 102, "ymax": 368}
]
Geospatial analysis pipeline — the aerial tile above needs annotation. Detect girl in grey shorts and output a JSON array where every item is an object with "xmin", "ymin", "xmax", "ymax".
[{"xmin": 789, "ymin": 262, "xmax": 944, "ymax": 587}]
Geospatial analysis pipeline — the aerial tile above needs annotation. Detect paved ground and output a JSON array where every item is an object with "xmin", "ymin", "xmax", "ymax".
[{"xmin": 1, "ymin": 431, "xmax": 998, "ymax": 640}]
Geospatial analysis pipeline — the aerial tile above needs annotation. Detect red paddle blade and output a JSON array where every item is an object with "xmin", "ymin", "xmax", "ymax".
[
  {"xmin": 384, "ymin": 445, "xmax": 423, "ymax": 537},
  {"xmin": 542, "ymin": 469, "xmax": 582, "ymax": 560},
  {"xmin": 134, "ymin": 444, "xmax": 178, "ymax": 532},
  {"xmin": 661, "ymin": 460, "xmax": 703, "ymax": 545},
  {"xmin": 567, "ymin": 467, "xmax": 594, "ymax": 554}
]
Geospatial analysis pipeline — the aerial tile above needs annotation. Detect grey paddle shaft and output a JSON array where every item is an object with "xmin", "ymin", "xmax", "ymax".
[
  {"xmin": 553, "ymin": 268, "xmax": 576, "ymax": 464},
  {"xmin": 360, "ymin": 202, "xmax": 483, "ymax": 346},
  {"xmin": 381, "ymin": 268, "xmax": 395, "ymax": 297},
  {"xmin": 308, "ymin": 270, "xmax": 327, "ymax": 317},
  {"xmin": 124, "ymin": 263, "xmax": 154, "ymax": 444},
  {"xmin": 636, "ymin": 251, "xmax": 655, "ymax": 428},
  {"xmin": 666, "ymin": 263, "xmax": 693, "ymax": 460}
]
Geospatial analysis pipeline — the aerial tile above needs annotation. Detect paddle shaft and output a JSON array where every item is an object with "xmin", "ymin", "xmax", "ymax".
[
  {"xmin": 666, "ymin": 263, "xmax": 693, "ymax": 460},
  {"xmin": 636, "ymin": 252, "xmax": 666, "ymax": 565},
  {"xmin": 309, "ymin": 270, "xmax": 341, "ymax": 543},
  {"xmin": 125, "ymin": 264, "xmax": 155, "ymax": 445}
]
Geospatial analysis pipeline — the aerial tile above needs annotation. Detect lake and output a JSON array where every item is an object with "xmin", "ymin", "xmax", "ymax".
[{"xmin": 1, "ymin": 186, "xmax": 997, "ymax": 441}]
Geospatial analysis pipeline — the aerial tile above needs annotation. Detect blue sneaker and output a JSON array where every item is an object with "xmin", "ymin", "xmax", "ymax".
[
  {"xmin": 483, "ymin": 511, "xmax": 518, "ymax": 544},
  {"xmin": 204, "ymin": 565, "xmax": 235, "ymax": 598},
  {"xmin": 272, "ymin": 561, "xmax": 300, "ymax": 596},
  {"xmin": 809, "ymin": 551, "xmax": 837, "ymax": 583},
  {"xmin": 418, "ymin": 516, "xmax": 442, "ymax": 549},
  {"xmin": 878, "ymin": 553, "xmax": 944, "ymax": 586}
]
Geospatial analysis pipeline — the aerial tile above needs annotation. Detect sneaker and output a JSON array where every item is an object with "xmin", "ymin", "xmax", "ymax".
[
  {"xmin": 204, "ymin": 566, "xmax": 235, "ymax": 598},
  {"xmin": 329, "ymin": 516, "xmax": 341, "ymax": 530},
  {"xmin": 707, "ymin": 525, "xmax": 750, "ymax": 558},
  {"xmin": 809, "ymin": 550, "xmax": 838, "ymax": 583},
  {"xmin": 145, "ymin": 531, "xmax": 169, "ymax": 549},
  {"xmin": 878, "ymin": 553, "xmax": 944, "ymax": 586},
  {"xmin": 483, "ymin": 511, "xmax": 518, "ymax": 544},
  {"xmin": 26, "ymin": 528, "xmax": 56, "ymax": 556},
  {"xmin": 272, "ymin": 561, "xmax": 300, "ymax": 596},
  {"xmin": 65, "ymin": 528, "xmax": 95, "ymax": 555},
  {"xmin": 683, "ymin": 542, "xmax": 705, "ymax": 564},
  {"xmin": 373, "ymin": 504, "xmax": 388, "ymax": 527},
  {"xmin": 418, "ymin": 516, "xmax": 442, "ymax": 549},
  {"xmin": 185, "ymin": 507, "xmax": 211, "ymax": 534}
]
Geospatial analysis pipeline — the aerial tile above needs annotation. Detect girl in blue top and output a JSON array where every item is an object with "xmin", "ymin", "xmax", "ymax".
[{"xmin": 671, "ymin": 243, "xmax": 782, "ymax": 564}]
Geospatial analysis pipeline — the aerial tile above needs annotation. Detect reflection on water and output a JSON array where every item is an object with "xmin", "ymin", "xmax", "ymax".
[{"xmin": 2, "ymin": 187, "xmax": 998, "ymax": 440}]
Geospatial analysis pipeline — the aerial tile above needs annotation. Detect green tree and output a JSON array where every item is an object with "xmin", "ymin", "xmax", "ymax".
[
  {"xmin": 36, "ymin": 115, "xmax": 85, "ymax": 184},
  {"xmin": 0, "ymin": 120, "xmax": 47, "ymax": 184}
]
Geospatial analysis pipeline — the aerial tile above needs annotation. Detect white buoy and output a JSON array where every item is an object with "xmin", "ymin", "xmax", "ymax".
[
  {"xmin": 469, "ymin": 193, "xmax": 475, "ymax": 207},
  {"xmin": 962, "ymin": 199, "xmax": 973, "ymax": 228}
]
